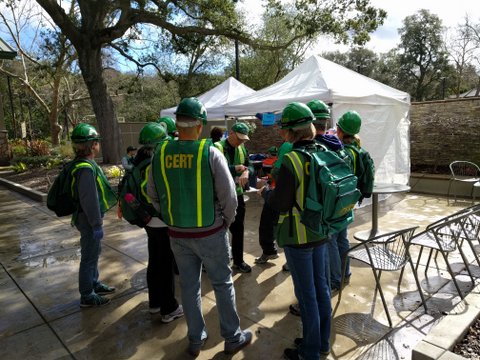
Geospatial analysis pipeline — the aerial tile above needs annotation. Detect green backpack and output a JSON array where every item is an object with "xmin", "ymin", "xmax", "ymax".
[
  {"xmin": 47, "ymin": 159, "xmax": 95, "ymax": 217},
  {"xmin": 345, "ymin": 145, "xmax": 375, "ymax": 199},
  {"xmin": 294, "ymin": 144, "xmax": 362, "ymax": 237},
  {"xmin": 117, "ymin": 159, "xmax": 155, "ymax": 228}
]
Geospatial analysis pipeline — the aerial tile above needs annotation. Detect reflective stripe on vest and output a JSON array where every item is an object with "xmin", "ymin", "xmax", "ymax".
[
  {"xmin": 278, "ymin": 152, "xmax": 308, "ymax": 244},
  {"xmin": 346, "ymin": 147, "xmax": 358, "ymax": 175},
  {"xmin": 71, "ymin": 161, "xmax": 116, "ymax": 213},
  {"xmin": 141, "ymin": 165, "xmax": 152, "ymax": 204}
]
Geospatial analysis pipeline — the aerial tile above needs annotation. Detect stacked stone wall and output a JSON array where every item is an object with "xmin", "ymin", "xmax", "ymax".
[{"xmin": 410, "ymin": 97, "xmax": 480, "ymax": 171}]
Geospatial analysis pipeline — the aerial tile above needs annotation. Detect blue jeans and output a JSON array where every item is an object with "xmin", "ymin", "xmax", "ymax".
[
  {"xmin": 285, "ymin": 245, "xmax": 331, "ymax": 360},
  {"xmin": 75, "ymin": 213, "xmax": 101, "ymax": 298},
  {"xmin": 327, "ymin": 228, "xmax": 350, "ymax": 290},
  {"xmin": 170, "ymin": 228, "xmax": 242, "ymax": 346}
]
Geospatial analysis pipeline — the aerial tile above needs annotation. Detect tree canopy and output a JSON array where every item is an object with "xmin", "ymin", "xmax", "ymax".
[{"xmin": 35, "ymin": 0, "xmax": 387, "ymax": 163}]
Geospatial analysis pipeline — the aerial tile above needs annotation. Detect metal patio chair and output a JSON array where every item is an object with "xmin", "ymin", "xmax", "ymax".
[
  {"xmin": 447, "ymin": 161, "xmax": 480, "ymax": 204},
  {"xmin": 335, "ymin": 226, "xmax": 426, "ymax": 327},
  {"xmin": 408, "ymin": 214, "xmax": 472, "ymax": 300},
  {"xmin": 426, "ymin": 205, "xmax": 480, "ymax": 269}
]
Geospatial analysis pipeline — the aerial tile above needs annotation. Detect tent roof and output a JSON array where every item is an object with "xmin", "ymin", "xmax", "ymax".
[
  {"xmin": 160, "ymin": 77, "xmax": 256, "ymax": 120},
  {"xmin": 0, "ymin": 37, "xmax": 16, "ymax": 60},
  {"xmin": 225, "ymin": 55, "xmax": 410, "ymax": 116}
]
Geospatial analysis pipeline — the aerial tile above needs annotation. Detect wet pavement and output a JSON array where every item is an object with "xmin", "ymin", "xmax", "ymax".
[{"xmin": 0, "ymin": 185, "xmax": 478, "ymax": 360}]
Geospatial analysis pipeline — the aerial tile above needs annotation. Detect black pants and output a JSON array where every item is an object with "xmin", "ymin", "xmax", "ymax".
[
  {"xmin": 259, "ymin": 200, "xmax": 280, "ymax": 255},
  {"xmin": 229, "ymin": 195, "xmax": 246, "ymax": 265},
  {"xmin": 145, "ymin": 226, "xmax": 179, "ymax": 315}
]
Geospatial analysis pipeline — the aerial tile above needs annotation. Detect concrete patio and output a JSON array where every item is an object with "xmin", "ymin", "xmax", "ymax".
[{"xmin": 0, "ymin": 184, "xmax": 479, "ymax": 360}]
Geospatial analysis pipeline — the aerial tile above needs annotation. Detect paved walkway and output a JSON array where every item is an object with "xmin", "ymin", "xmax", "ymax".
[{"xmin": 0, "ymin": 185, "xmax": 478, "ymax": 359}]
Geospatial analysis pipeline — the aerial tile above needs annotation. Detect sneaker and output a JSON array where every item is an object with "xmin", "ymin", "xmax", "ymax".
[
  {"xmin": 94, "ymin": 282, "xmax": 116, "ymax": 295},
  {"xmin": 149, "ymin": 307, "xmax": 161, "ymax": 314},
  {"xmin": 161, "ymin": 305, "xmax": 184, "ymax": 323},
  {"xmin": 289, "ymin": 303, "xmax": 301, "ymax": 316},
  {"xmin": 232, "ymin": 262, "xmax": 252, "ymax": 273},
  {"xmin": 284, "ymin": 348, "xmax": 300, "ymax": 360},
  {"xmin": 282, "ymin": 263, "xmax": 290, "ymax": 272},
  {"xmin": 254, "ymin": 253, "xmax": 279, "ymax": 264},
  {"xmin": 80, "ymin": 293, "xmax": 111, "ymax": 308},
  {"xmin": 224, "ymin": 329, "xmax": 252, "ymax": 354},
  {"xmin": 188, "ymin": 336, "xmax": 208, "ymax": 357}
]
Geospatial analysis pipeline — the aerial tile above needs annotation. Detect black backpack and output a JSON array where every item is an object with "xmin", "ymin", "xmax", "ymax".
[
  {"xmin": 117, "ymin": 159, "xmax": 154, "ymax": 227},
  {"xmin": 47, "ymin": 159, "xmax": 95, "ymax": 217}
]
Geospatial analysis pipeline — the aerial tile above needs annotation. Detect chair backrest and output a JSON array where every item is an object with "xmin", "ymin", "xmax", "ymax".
[
  {"xmin": 430, "ymin": 216, "xmax": 467, "ymax": 252},
  {"xmin": 450, "ymin": 161, "xmax": 480, "ymax": 179},
  {"xmin": 460, "ymin": 209, "xmax": 480, "ymax": 241},
  {"xmin": 427, "ymin": 204, "xmax": 480, "ymax": 230},
  {"xmin": 361, "ymin": 226, "xmax": 418, "ymax": 271}
]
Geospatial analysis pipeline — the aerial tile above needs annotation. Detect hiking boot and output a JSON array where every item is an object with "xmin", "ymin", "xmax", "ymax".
[
  {"xmin": 149, "ymin": 307, "xmax": 161, "ymax": 314},
  {"xmin": 224, "ymin": 329, "xmax": 252, "ymax": 354},
  {"xmin": 283, "ymin": 348, "xmax": 300, "ymax": 360},
  {"xmin": 254, "ymin": 253, "xmax": 279, "ymax": 264},
  {"xmin": 161, "ymin": 305, "xmax": 184, "ymax": 323},
  {"xmin": 282, "ymin": 262, "xmax": 290, "ymax": 271},
  {"xmin": 94, "ymin": 282, "xmax": 116, "ymax": 295},
  {"xmin": 344, "ymin": 274, "xmax": 351, "ymax": 284},
  {"xmin": 289, "ymin": 303, "xmax": 301, "ymax": 316},
  {"xmin": 80, "ymin": 293, "xmax": 111, "ymax": 308},
  {"xmin": 232, "ymin": 262, "xmax": 252, "ymax": 273},
  {"xmin": 188, "ymin": 336, "xmax": 208, "ymax": 357}
]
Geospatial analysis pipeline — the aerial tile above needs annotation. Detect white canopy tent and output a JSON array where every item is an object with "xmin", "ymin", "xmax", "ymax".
[
  {"xmin": 160, "ymin": 76, "xmax": 256, "ymax": 120},
  {"xmin": 225, "ymin": 55, "xmax": 411, "ymax": 185}
]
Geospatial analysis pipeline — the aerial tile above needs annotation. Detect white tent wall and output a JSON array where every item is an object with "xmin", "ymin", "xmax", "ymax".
[
  {"xmin": 160, "ymin": 77, "xmax": 256, "ymax": 120},
  {"xmin": 225, "ymin": 55, "xmax": 411, "ymax": 185}
]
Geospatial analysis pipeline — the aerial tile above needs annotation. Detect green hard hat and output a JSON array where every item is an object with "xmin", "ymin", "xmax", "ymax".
[
  {"xmin": 268, "ymin": 146, "xmax": 278, "ymax": 155},
  {"xmin": 71, "ymin": 123, "xmax": 101, "ymax": 143},
  {"xmin": 156, "ymin": 116, "xmax": 177, "ymax": 135},
  {"xmin": 231, "ymin": 122, "xmax": 250, "ymax": 140},
  {"xmin": 307, "ymin": 99, "xmax": 331, "ymax": 121},
  {"xmin": 174, "ymin": 97, "xmax": 207, "ymax": 125},
  {"xmin": 139, "ymin": 122, "xmax": 168, "ymax": 145},
  {"xmin": 337, "ymin": 111, "xmax": 362, "ymax": 135},
  {"xmin": 280, "ymin": 102, "xmax": 314, "ymax": 129}
]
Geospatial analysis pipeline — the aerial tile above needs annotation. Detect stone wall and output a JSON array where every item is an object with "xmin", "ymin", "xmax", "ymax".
[
  {"xmin": 410, "ymin": 97, "xmax": 480, "ymax": 171},
  {"xmin": 117, "ymin": 98, "xmax": 480, "ymax": 172}
]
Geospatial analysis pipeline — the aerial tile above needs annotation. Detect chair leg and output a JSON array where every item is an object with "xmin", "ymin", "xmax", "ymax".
[
  {"xmin": 447, "ymin": 179, "xmax": 453, "ymax": 205},
  {"xmin": 407, "ymin": 257, "xmax": 428, "ymax": 313},
  {"xmin": 415, "ymin": 246, "xmax": 424, "ymax": 273},
  {"xmin": 370, "ymin": 268, "xmax": 392, "ymax": 327},
  {"xmin": 438, "ymin": 250, "xmax": 464, "ymax": 299},
  {"xmin": 425, "ymin": 248, "xmax": 434, "ymax": 276},
  {"xmin": 456, "ymin": 243, "xmax": 476, "ymax": 284},
  {"xmin": 334, "ymin": 254, "xmax": 349, "ymax": 315}
]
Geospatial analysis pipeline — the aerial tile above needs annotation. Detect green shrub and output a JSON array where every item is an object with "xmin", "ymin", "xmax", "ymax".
[
  {"xmin": 12, "ymin": 162, "xmax": 27, "ymax": 173},
  {"xmin": 9, "ymin": 139, "xmax": 28, "ymax": 157},
  {"xmin": 50, "ymin": 143, "xmax": 74, "ymax": 158},
  {"xmin": 12, "ymin": 156, "xmax": 51, "ymax": 168}
]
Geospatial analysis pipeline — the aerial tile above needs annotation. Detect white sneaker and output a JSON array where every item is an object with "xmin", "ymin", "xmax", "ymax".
[{"xmin": 161, "ymin": 305, "xmax": 184, "ymax": 323}]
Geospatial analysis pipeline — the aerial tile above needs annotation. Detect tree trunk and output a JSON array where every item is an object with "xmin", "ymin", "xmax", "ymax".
[{"xmin": 77, "ymin": 46, "xmax": 123, "ymax": 164}]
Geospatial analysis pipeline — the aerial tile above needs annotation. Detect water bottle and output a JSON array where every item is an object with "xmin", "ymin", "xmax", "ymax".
[{"xmin": 124, "ymin": 193, "xmax": 152, "ymax": 224}]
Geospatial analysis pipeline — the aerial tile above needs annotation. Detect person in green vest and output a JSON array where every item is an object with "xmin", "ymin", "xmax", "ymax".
[
  {"xmin": 260, "ymin": 102, "xmax": 332, "ymax": 360},
  {"xmin": 335, "ymin": 110, "xmax": 375, "ymax": 288},
  {"xmin": 255, "ymin": 125, "xmax": 292, "ymax": 266},
  {"xmin": 70, "ymin": 123, "xmax": 118, "ymax": 308},
  {"xmin": 147, "ymin": 97, "xmax": 252, "ymax": 357},
  {"xmin": 214, "ymin": 122, "xmax": 254, "ymax": 273},
  {"xmin": 132, "ymin": 122, "xmax": 184, "ymax": 323}
]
